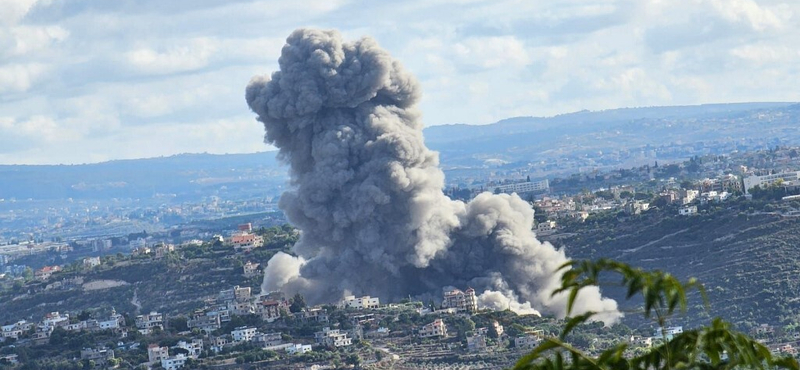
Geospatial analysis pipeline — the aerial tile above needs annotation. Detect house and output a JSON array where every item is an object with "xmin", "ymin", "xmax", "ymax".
[
  {"xmin": 154, "ymin": 244, "xmax": 175, "ymax": 259},
  {"xmin": 174, "ymin": 339, "xmax": 204, "ymax": 358},
  {"xmin": 315, "ymin": 327, "xmax": 352, "ymax": 347},
  {"xmin": 0, "ymin": 354, "xmax": 18, "ymax": 365},
  {"xmin": 301, "ymin": 307, "xmax": 329, "ymax": 323},
  {"xmin": 243, "ymin": 261, "xmax": 260, "ymax": 277},
  {"xmin": 80, "ymin": 348, "xmax": 115, "ymax": 365},
  {"xmin": 256, "ymin": 299, "xmax": 287, "ymax": 322},
  {"xmin": 228, "ymin": 300, "xmax": 254, "ymax": 316},
  {"xmin": 286, "ymin": 343, "xmax": 312, "ymax": 355},
  {"xmin": 515, "ymin": 335, "xmax": 540, "ymax": 349},
  {"xmin": 83, "ymin": 257, "xmax": 101, "ymax": 268},
  {"xmin": 419, "ymin": 318, "xmax": 447, "ymax": 338},
  {"xmin": 161, "ymin": 354, "xmax": 188, "ymax": 370},
  {"xmin": 654, "ymin": 326, "xmax": 683, "ymax": 340},
  {"xmin": 210, "ymin": 336, "xmax": 230, "ymax": 353},
  {"xmin": 35, "ymin": 265, "xmax": 61, "ymax": 281},
  {"xmin": 339, "ymin": 295, "xmax": 380, "ymax": 309},
  {"xmin": 147, "ymin": 344, "xmax": 169, "ymax": 364},
  {"xmin": 232, "ymin": 326, "xmax": 257, "ymax": 342},
  {"xmin": 467, "ymin": 333, "xmax": 487, "ymax": 352},
  {"xmin": 442, "ymin": 288, "xmax": 478, "ymax": 313},
  {"xmin": 254, "ymin": 332, "xmax": 283, "ymax": 347},
  {"xmin": 536, "ymin": 220, "xmax": 557, "ymax": 232},
  {"xmin": 135, "ymin": 311, "xmax": 164, "ymax": 334},
  {"xmin": 228, "ymin": 233, "xmax": 264, "ymax": 250},
  {"xmin": 188, "ymin": 310, "xmax": 222, "ymax": 332},
  {"xmin": 219, "ymin": 285, "xmax": 251, "ymax": 302},
  {"xmin": 42, "ymin": 312, "xmax": 69, "ymax": 328},
  {"xmin": 679, "ymin": 206, "xmax": 697, "ymax": 216}
]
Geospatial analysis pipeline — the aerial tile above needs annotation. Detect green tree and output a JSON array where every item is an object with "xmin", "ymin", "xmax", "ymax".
[
  {"xmin": 290, "ymin": 293, "xmax": 306, "ymax": 313},
  {"xmin": 513, "ymin": 259, "xmax": 799, "ymax": 370}
]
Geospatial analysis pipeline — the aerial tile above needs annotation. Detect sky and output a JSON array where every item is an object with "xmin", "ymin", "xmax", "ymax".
[{"xmin": 0, "ymin": 0, "xmax": 798, "ymax": 165}]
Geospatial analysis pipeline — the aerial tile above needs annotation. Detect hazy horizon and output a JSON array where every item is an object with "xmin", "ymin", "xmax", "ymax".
[{"xmin": 2, "ymin": 0, "xmax": 800, "ymax": 165}]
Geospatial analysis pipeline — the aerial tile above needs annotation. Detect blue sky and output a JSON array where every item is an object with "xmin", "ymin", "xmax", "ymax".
[{"xmin": 1, "ymin": 0, "xmax": 798, "ymax": 164}]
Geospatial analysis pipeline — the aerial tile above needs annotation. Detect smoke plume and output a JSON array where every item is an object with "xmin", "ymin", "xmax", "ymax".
[{"xmin": 246, "ymin": 29, "xmax": 621, "ymax": 324}]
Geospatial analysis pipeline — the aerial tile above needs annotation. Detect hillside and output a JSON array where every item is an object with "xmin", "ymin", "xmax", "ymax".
[
  {"xmin": 543, "ymin": 199, "xmax": 800, "ymax": 330},
  {"xmin": 2, "ymin": 103, "xmax": 800, "ymax": 202}
]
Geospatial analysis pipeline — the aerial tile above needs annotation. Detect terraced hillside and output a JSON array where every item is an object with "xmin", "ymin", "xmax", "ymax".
[{"xmin": 544, "ymin": 200, "xmax": 800, "ymax": 330}]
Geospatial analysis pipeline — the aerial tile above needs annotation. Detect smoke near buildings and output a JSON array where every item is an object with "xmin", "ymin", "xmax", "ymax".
[{"xmin": 246, "ymin": 29, "xmax": 621, "ymax": 323}]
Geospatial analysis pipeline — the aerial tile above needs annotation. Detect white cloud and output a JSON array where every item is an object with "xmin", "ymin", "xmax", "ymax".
[
  {"xmin": 453, "ymin": 36, "xmax": 531, "ymax": 69},
  {"xmin": 125, "ymin": 38, "xmax": 219, "ymax": 75},
  {"xmin": 0, "ymin": 0, "xmax": 799, "ymax": 163},
  {"xmin": 0, "ymin": 63, "xmax": 48, "ymax": 93}
]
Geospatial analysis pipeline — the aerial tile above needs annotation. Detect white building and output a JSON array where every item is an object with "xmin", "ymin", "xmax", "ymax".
[
  {"xmin": 175, "ymin": 339, "xmax": 203, "ymax": 358},
  {"xmin": 161, "ymin": 354, "xmax": 187, "ymax": 370},
  {"xmin": 42, "ymin": 312, "xmax": 69, "ymax": 328},
  {"xmin": 679, "ymin": 206, "xmax": 697, "ymax": 216},
  {"xmin": 494, "ymin": 179, "xmax": 550, "ymax": 195},
  {"xmin": 286, "ymin": 343, "xmax": 313, "ymax": 355},
  {"xmin": 339, "ymin": 295, "xmax": 380, "ymax": 309},
  {"xmin": 232, "ymin": 326, "xmax": 257, "ymax": 342},
  {"xmin": 419, "ymin": 318, "xmax": 447, "ymax": 338},
  {"xmin": 743, "ymin": 171, "xmax": 800, "ymax": 194},
  {"xmin": 135, "ymin": 312, "xmax": 164, "ymax": 334},
  {"xmin": 315, "ymin": 327, "xmax": 352, "ymax": 347},
  {"xmin": 83, "ymin": 256, "xmax": 101, "ymax": 268},
  {"xmin": 655, "ymin": 326, "xmax": 683, "ymax": 339}
]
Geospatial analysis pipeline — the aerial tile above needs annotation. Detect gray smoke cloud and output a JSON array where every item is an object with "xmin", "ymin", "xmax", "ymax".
[{"xmin": 246, "ymin": 29, "xmax": 621, "ymax": 324}]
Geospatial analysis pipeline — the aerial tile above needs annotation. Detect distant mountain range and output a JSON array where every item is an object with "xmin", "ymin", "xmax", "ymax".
[{"xmin": 2, "ymin": 102, "xmax": 799, "ymax": 201}]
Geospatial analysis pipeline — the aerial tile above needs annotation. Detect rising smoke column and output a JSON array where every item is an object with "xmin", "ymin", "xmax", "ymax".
[{"xmin": 246, "ymin": 29, "xmax": 621, "ymax": 323}]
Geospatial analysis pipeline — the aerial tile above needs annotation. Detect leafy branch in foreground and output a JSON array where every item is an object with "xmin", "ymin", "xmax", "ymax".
[{"xmin": 514, "ymin": 258, "xmax": 799, "ymax": 370}]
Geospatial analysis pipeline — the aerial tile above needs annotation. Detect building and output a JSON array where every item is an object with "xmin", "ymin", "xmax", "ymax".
[
  {"xmin": 494, "ymin": 179, "xmax": 550, "ymax": 195},
  {"xmin": 34, "ymin": 265, "xmax": 61, "ymax": 281},
  {"xmin": 147, "ymin": 344, "xmax": 169, "ymax": 364},
  {"xmin": 135, "ymin": 312, "xmax": 164, "ymax": 334},
  {"xmin": 743, "ymin": 171, "xmax": 800, "ymax": 194},
  {"xmin": 315, "ymin": 327, "xmax": 352, "ymax": 347},
  {"xmin": 174, "ymin": 339, "xmax": 204, "ymax": 358},
  {"xmin": 339, "ymin": 295, "xmax": 380, "ymax": 309},
  {"xmin": 286, "ymin": 343, "xmax": 312, "ymax": 354},
  {"xmin": 80, "ymin": 348, "xmax": 115, "ymax": 365},
  {"xmin": 442, "ymin": 288, "xmax": 478, "ymax": 313},
  {"xmin": 188, "ymin": 310, "xmax": 222, "ymax": 332},
  {"xmin": 42, "ymin": 312, "xmax": 69, "ymax": 328},
  {"xmin": 219, "ymin": 285, "xmax": 251, "ymax": 302},
  {"xmin": 536, "ymin": 220, "xmax": 557, "ymax": 232},
  {"xmin": 228, "ymin": 300, "xmax": 254, "ymax": 316},
  {"xmin": 679, "ymin": 206, "xmax": 698, "ymax": 216},
  {"xmin": 256, "ymin": 299, "xmax": 286, "ymax": 322},
  {"xmin": 243, "ymin": 261, "xmax": 260, "ymax": 277},
  {"xmin": 161, "ymin": 354, "xmax": 187, "ymax": 370},
  {"xmin": 0, "ymin": 354, "xmax": 18, "ymax": 365},
  {"xmin": 467, "ymin": 333, "xmax": 487, "ymax": 352},
  {"xmin": 515, "ymin": 335, "xmax": 540, "ymax": 349},
  {"xmin": 654, "ymin": 326, "xmax": 683, "ymax": 340},
  {"xmin": 232, "ymin": 326, "xmax": 258, "ymax": 342},
  {"xmin": 83, "ymin": 257, "xmax": 101, "ymax": 268},
  {"xmin": 254, "ymin": 332, "xmax": 283, "ymax": 347},
  {"xmin": 229, "ymin": 233, "xmax": 264, "ymax": 250},
  {"xmin": 419, "ymin": 318, "xmax": 447, "ymax": 338}
]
